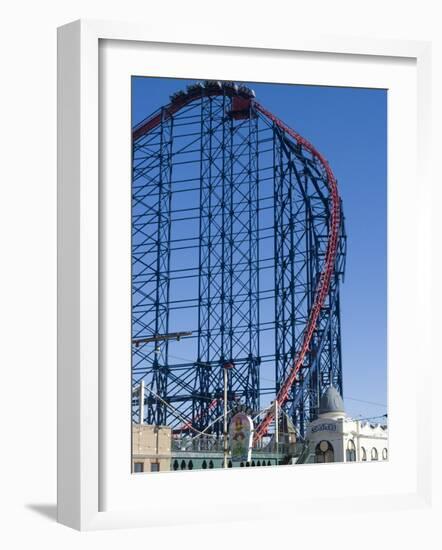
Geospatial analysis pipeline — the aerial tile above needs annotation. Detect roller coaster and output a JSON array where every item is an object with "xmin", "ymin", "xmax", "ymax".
[{"xmin": 131, "ymin": 80, "xmax": 347, "ymax": 448}]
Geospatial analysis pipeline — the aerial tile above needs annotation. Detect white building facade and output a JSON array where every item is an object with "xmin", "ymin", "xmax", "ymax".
[{"xmin": 305, "ymin": 387, "xmax": 388, "ymax": 464}]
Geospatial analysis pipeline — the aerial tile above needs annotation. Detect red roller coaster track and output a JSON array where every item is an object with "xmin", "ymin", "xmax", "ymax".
[{"xmin": 132, "ymin": 82, "xmax": 341, "ymax": 443}]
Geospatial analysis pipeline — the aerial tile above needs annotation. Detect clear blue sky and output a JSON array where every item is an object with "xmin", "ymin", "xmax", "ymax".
[{"xmin": 132, "ymin": 77, "xmax": 387, "ymax": 422}]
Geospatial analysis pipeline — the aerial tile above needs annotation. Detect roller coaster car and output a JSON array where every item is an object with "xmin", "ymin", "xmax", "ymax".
[
  {"xmin": 222, "ymin": 81, "xmax": 238, "ymax": 93},
  {"xmin": 238, "ymin": 84, "xmax": 256, "ymax": 99},
  {"xmin": 186, "ymin": 83, "xmax": 204, "ymax": 95},
  {"xmin": 204, "ymin": 80, "xmax": 223, "ymax": 91},
  {"xmin": 169, "ymin": 90, "xmax": 187, "ymax": 104},
  {"xmin": 228, "ymin": 95, "xmax": 257, "ymax": 120}
]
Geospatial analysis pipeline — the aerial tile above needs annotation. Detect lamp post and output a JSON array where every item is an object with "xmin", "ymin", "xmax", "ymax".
[
  {"xmin": 274, "ymin": 399, "xmax": 279, "ymax": 453},
  {"xmin": 223, "ymin": 361, "xmax": 235, "ymax": 468}
]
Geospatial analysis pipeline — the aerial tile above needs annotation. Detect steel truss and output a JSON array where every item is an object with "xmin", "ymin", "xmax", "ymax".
[{"xmin": 131, "ymin": 81, "xmax": 346, "ymax": 441}]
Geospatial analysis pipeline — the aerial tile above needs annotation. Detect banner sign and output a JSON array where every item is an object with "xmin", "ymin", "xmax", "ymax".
[
  {"xmin": 229, "ymin": 412, "xmax": 253, "ymax": 463},
  {"xmin": 311, "ymin": 422, "xmax": 337, "ymax": 434}
]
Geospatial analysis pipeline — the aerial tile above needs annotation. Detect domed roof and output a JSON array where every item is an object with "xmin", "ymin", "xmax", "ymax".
[{"xmin": 319, "ymin": 387, "xmax": 345, "ymax": 416}]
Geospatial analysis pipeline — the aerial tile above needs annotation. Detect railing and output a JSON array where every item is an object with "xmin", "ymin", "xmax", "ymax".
[{"xmin": 171, "ymin": 434, "xmax": 298, "ymax": 456}]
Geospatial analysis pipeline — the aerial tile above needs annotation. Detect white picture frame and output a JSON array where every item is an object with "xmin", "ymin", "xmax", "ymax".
[{"xmin": 57, "ymin": 19, "xmax": 433, "ymax": 531}]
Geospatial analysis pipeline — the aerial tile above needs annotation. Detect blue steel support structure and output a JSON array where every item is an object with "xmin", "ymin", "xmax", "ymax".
[{"xmin": 131, "ymin": 81, "xmax": 346, "ymax": 441}]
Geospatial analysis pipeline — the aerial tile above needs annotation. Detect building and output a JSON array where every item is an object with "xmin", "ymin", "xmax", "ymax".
[
  {"xmin": 132, "ymin": 387, "xmax": 387, "ymax": 471},
  {"xmin": 132, "ymin": 424, "xmax": 172, "ymax": 473},
  {"xmin": 301, "ymin": 387, "xmax": 388, "ymax": 464}
]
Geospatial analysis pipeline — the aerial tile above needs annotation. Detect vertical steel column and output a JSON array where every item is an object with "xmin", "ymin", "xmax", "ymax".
[
  {"xmin": 226, "ymin": 107, "xmax": 260, "ymax": 416},
  {"xmin": 132, "ymin": 108, "xmax": 173, "ymax": 425},
  {"xmin": 245, "ymin": 107, "xmax": 260, "ymax": 414},
  {"xmin": 194, "ymin": 93, "xmax": 216, "ymax": 431},
  {"xmin": 273, "ymin": 126, "xmax": 296, "ymax": 397},
  {"xmin": 194, "ymin": 94, "xmax": 261, "ymax": 433},
  {"xmin": 195, "ymin": 94, "xmax": 231, "ymax": 433}
]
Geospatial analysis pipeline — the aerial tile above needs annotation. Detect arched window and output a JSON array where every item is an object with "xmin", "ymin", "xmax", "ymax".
[
  {"xmin": 188, "ymin": 460, "xmax": 193, "ymax": 470},
  {"xmin": 371, "ymin": 448, "xmax": 378, "ymax": 461},
  {"xmin": 180, "ymin": 460, "xmax": 186, "ymax": 470},
  {"xmin": 382, "ymin": 448, "xmax": 388, "ymax": 460},
  {"xmin": 346, "ymin": 440, "xmax": 356, "ymax": 462},
  {"xmin": 202, "ymin": 460, "xmax": 207, "ymax": 469},
  {"xmin": 267, "ymin": 460, "xmax": 271, "ymax": 466},
  {"xmin": 315, "ymin": 440, "xmax": 335, "ymax": 463},
  {"xmin": 208, "ymin": 460, "xmax": 214, "ymax": 469},
  {"xmin": 228, "ymin": 460, "xmax": 232, "ymax": 468},
  {"xmin": 361, "ymin": 447, "xmax": 367, "ymax": 462},
  {"xmin": 173, "ymin": 460, "xmax": 179, "ymax": 470},
  {"xmin": 257, "ymin": 460, "xmax": 261, "ymax": 467}
]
